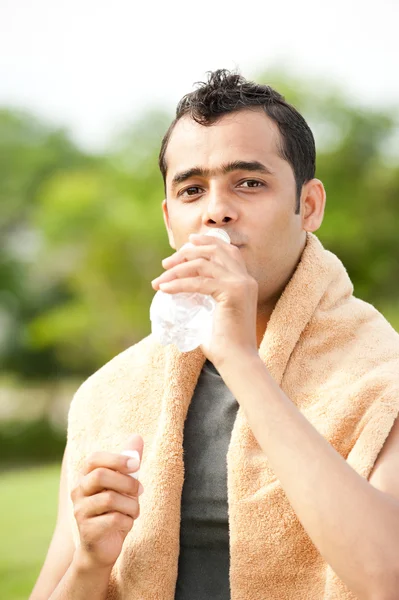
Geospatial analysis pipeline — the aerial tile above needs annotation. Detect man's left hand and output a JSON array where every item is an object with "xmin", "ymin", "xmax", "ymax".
[{"xmin": 151, "ymin": 233, "xmax": 259, "ymax": 368}]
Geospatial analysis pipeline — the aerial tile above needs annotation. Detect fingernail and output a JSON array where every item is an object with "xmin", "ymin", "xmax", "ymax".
[
  {"xmin": 138, "ymin": 482, "xmax": 144, "ymax": 496},
  {"xmin": 121, "ymin": 450, "xmax": 140, "ymax": 472},
  {"xmin": 127, "ymin": 458, "xmax": 140, "ymax": 471}
]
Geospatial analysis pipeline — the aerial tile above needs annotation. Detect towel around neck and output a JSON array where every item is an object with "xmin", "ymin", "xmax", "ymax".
[{"xmin": 66, "ymin": 233, "xmax": 399, "ymax": 599}]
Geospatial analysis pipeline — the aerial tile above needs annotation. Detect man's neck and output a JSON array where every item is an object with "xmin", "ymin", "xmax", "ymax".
[
  {"xmin": 256, "ymin": 244, "xmax": 306, "ymax": 348},
  {"xmin": 256, "ymin": 308, "xmax": 272, "ymax": 349},
  {"xmin": 256, "ymin": 284, "xmax": 287, "ymax": 348}
]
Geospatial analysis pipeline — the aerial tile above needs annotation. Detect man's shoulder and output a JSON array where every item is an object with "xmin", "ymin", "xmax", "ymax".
[
  {"xmin": 317, "ymin": 289, "xmax": 399, "ymax": 353},
  {"xmin": 299, "ymin": 292, "xmax": 399, "ymax": 389},
  {"xmin": 72, "ymin": 333, "xmax": 165, "ymax": 401},
  {"xmin": 349, "ymin": 295, "xmax": 399, "ymax": 353}
]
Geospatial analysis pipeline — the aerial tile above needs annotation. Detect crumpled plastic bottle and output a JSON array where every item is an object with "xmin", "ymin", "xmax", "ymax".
[{"xmin": 150, "ymin": 229, "xmax": 231, "ymax": 352}]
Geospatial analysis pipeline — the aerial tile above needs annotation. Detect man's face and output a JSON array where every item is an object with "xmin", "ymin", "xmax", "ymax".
[{"xmin": 162, "ymin": 108, "xmax": 317, "ymax": 305}]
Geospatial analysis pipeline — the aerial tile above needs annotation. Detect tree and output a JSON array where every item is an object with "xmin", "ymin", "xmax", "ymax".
[
  {"xmin": 0, "ymin": 108, "xmax": 92, "ymax": 378},
  {"xmin": 27, "ymin": 111, "xmax": 172, "ymax": 373}
]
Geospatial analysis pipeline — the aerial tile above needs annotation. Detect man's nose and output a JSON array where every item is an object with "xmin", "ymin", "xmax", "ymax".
[{"xmin": 202, "ymin": 192, "xmax": 238, "ymax": 227}]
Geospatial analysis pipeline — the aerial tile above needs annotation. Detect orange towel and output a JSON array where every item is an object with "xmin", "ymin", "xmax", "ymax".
[{"xmin": 66, "ymin": 233, "xmax": 399, "ymax": 599}]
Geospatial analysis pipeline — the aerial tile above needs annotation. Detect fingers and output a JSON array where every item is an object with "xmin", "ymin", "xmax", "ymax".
[
  {"xmin": 154, "ymin": 258, "xmax": 225, "ymax": 288},
  {"xmin": 70, "ymin": 441, "xmax": 145, "ymax": 570},
  {"xmin": 81, "ymin": 467, "xmax": 143, "ymax": 497},
  {"xmin": 153, "ymin": 237, "xmax": 245, "ymax": 292},
  {"xmin": 157, "ymin": 272, "xmax": 256, "ymax": 297},
  {"xmin": 85, "ymin": 511, "xmax": 134, "ymax": 534},
  {"xmin": 124, "ymin": 434, "xmax": 144, "ymax": 461},
  {"xmin": 82, "ymin": 451, "xmax": 140, "ymax": 477},
  {"xmin": 161, "ymin": 240, "xmax": 242, "ymax": 271},
  {"xmin": 84, "ymin": 490, "xmax": 140, "ymax": 520},
  {"xmin": 156, "ymin": 276, "xmax": 218, "ymax": 296}
]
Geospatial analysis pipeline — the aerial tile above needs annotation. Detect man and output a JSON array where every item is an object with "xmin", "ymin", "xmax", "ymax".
[{"xmin": 30, "ymin": 70, "xmax": 399, "ymax": 600}]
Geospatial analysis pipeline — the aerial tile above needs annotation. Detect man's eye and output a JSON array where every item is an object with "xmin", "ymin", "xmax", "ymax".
[
  {"xmin": 240, "ymin": 180, "xmax": 264, "ymax": 188},
  {"xmin": 180, "ymin": 186, "xmax": 202, "ymax": 197}
]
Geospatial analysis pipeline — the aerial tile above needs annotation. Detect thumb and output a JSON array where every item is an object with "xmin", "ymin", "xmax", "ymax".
[
  {"xmin": 123, "ymin": 433, "xmax": 144, "ymax": 460},
  {"xmin": 121, "ymin": 434, "xmax": 144, "ymax": 478}
]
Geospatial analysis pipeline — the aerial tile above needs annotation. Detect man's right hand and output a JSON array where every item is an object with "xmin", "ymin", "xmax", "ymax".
[{"xmin": 71, "ymin": 434, "xmax": 144, "ymax": 570}]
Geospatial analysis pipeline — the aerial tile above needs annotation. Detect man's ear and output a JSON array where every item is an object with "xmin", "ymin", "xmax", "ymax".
[
  {"xmin": 162, "ymin": 199, "xmax": 176, "ymax": 250},
  {"xmin": 301, "ymin": 179, "xmax": 326, "ymax": 233}
]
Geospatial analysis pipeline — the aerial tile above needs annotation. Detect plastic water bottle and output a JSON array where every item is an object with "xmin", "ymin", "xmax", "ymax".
[{"xmin": 150, "ymin": 229, "xmax": 231, "ymax": 352}]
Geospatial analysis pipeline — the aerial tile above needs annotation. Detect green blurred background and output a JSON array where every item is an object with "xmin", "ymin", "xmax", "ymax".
[{"xmin": 1, "ymin": 65, "xmax": 399, "ymax": 598}]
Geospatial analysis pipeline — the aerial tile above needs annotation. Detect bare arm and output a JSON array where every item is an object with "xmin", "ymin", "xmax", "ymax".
[
  {"xmin": 29, "ymin": 447, "xmax": 76, "ymax": 599},
  {"xmin": 47, "ymin": 551, "xmax": 112, "ymax": 600},
  {"xmin": 218, "ymin": 352, "xmax": 399, "ymax": 600}
]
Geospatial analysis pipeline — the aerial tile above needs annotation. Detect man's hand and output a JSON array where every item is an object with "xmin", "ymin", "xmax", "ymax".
[
  {"xmin": 151, "ymin": 233, "xmax": 258, "ymax": 367},
  {"xmin": 71, "ymin": 434, "xmax": 144, "ymax": 571}
]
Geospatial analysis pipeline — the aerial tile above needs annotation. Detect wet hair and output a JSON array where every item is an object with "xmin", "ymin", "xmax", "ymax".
[{"xmin": 158, "ymin": 69, "xmax": 316, "ymax": 214}]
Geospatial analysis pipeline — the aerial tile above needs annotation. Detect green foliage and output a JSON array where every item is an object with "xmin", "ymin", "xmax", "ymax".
[
  {"xmin": 0, "ymin": 464, "xmax": 60, "ymax": 599},
  {"xmin": 28, "ymin": 111, "xmax": 172, "ymax": 371},
  {"xmin": 0, "ymin": 108, "xmax": 93, "ymax": 378},
  {"xmin": 0, "ymin": 418, "xmax": 66, "ymax": 468}
]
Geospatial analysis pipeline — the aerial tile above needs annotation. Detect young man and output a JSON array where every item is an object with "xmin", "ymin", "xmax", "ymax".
[{"xmin": 30, "ymin": 70, "xmax": 399, "ymax": 600}]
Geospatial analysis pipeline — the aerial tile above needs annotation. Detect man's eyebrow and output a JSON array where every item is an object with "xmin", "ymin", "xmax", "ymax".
[{"xmin": 170, "ymin": 160, "xmax": 275, "ymax": 189}]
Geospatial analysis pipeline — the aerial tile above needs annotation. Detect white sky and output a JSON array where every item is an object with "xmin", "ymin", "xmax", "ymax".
[{"xmin": 1, "ymin": 0, "xmax": 398, "ymax": 151}]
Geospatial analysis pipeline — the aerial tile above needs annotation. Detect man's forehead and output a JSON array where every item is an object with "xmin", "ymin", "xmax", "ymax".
[{"xmin": 165, "ymin": 110, "xmax": 281, "ymax": 175}]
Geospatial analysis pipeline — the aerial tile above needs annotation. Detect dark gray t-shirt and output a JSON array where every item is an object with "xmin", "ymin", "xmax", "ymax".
[{"xmin": 175, "ymin": 360, "xmax": 239, "ymax": 600}]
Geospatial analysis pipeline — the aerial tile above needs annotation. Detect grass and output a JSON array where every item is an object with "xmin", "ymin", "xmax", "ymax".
[{"xmin": 0, "ymin": 463, "xmax": 61, "ymax": 600}]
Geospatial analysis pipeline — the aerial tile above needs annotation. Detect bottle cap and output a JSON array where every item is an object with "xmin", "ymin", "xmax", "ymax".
[{"xmin": 204, "ymin": 229, "xmax": 231, "ymax": 244}]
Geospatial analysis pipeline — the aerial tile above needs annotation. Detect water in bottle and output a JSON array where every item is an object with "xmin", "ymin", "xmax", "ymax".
[{"xmin": 150, "ymin": 229, "xmax": 231, "ymax": 352}]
